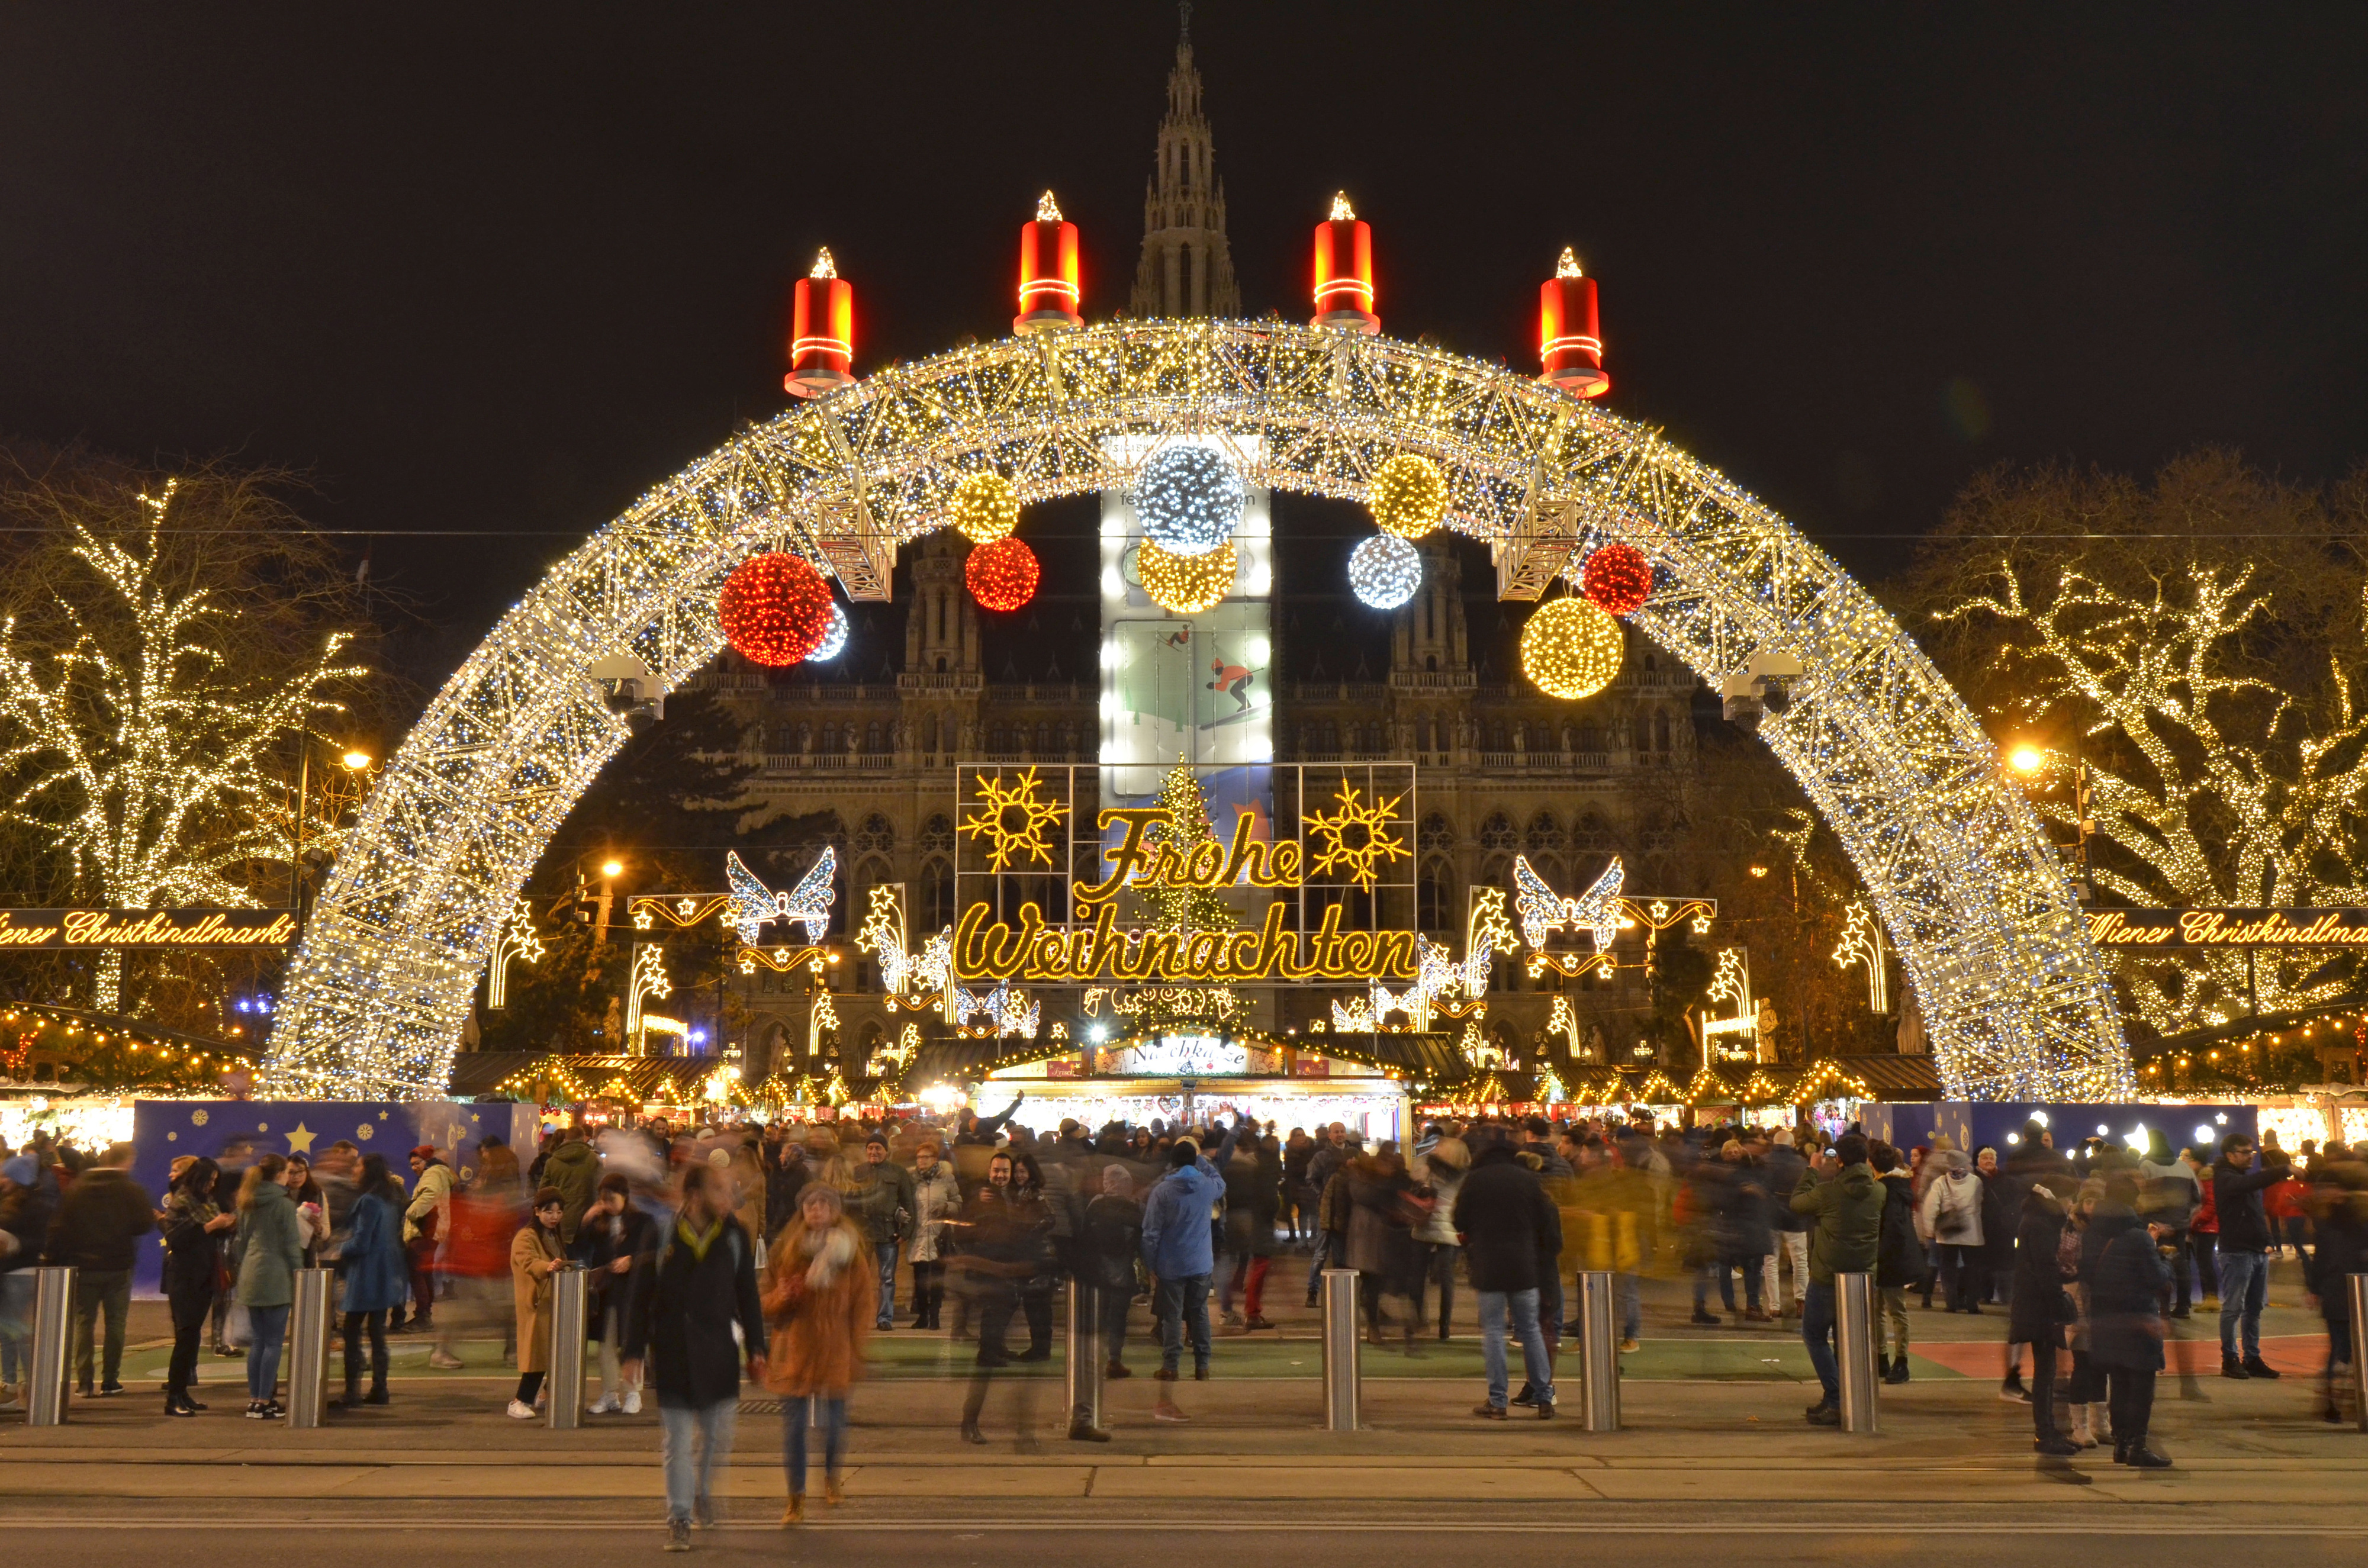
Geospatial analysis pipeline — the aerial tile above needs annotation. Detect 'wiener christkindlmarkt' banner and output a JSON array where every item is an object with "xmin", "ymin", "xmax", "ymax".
[
  {"xmin": 0, "ymin": 907, "xmax": 299, "ymax": 949},
  {"xmin": 2085, "ymin": 907, "xmax": 2368, "ymax": 948}
]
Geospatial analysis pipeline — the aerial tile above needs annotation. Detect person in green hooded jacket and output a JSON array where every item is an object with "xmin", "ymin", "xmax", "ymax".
[
  {"xmin": 1789, "ymin": 1131, "xmax": 1882, "ymax": 1426},
  {"xmin": 542, "ymin": 1128, "xmax": 601, "ymax": 1245}
]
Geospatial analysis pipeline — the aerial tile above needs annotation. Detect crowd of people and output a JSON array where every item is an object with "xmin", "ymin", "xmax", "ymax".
[{"xmin": 1, "ymin": 1097, "xmax": 2363, "ymax": 1537}]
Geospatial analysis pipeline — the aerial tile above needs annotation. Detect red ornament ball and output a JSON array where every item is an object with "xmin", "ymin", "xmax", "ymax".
[
  {"xmin": 966, "ymin": 536, "xmax": 1040, "ymax": 613},
  {"xmin": 718, "ymin": 551, "xmax": 835, "ymax": 667},
  {"xmin": 1581, "ymin": 542, "xmax": 1653, "ymax": 616}
]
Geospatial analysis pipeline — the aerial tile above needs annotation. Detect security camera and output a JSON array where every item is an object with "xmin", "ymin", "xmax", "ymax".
[{"xmin": 587, "ymin": 653, "xmax": 666, "ymax": 729}]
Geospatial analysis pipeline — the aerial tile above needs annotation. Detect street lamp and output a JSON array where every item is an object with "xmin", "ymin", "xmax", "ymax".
[
  {"xmin": 341, "ymin": 749, "xmax": 374, "ymax": 771},
  {"xmin": 2008, "ymin": 745, "xmax": 2045, "ymax": 775}
]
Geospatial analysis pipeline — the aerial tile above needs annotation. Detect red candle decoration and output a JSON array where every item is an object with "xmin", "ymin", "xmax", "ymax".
[
  {"xmin": 1538, "ymin": 247, "xmax": 1608, "ymax": 399},
  {"xmin": 966, "ymin": 536, "xmax": 1040, "ymax": 613},
  {"xmin": 785, "ymin": 249, "xmax": 855, "ymax": 398},
  {"xmin": 1311, "ymin": 192, "xmax": 1379, "ymax": 333},
  {"xmin": 1580, "ymin": 542, "xmax": 1653, "ymax": 616},
  {"xmin": 1014, "ymin": 191, "xmax": 1082, "ymax": 334},
  {"xmin": 719, "ymin": 551, "xmax": 836, "ymax": 666}
]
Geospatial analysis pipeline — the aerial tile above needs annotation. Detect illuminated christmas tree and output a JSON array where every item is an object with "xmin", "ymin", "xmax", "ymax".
[{"xmin": 1138, "ymin": 759, "xmax": 1236, "ymax": 932}]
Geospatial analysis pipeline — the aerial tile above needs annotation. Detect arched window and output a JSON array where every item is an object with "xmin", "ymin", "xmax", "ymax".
[
  {"xmin": 1322, "ymin": 720, "xmax": 1340, "ymax": 752},
  {"xmin": 1034, "ymin": 722, "xmax": 1050, "ymax": 755},
  {"xmin": 1578, "ymin": 720, "xmax": 1603, "ymax": 753},
  {"xmin": 1418, "ymin": 813, "xmax": 1455, "ymax": 853},
  {"xmin": 921, "ymin": 714, "xmax": 940, "ymax": 752},
  {"xmin": 1417, "ymin": 856, "xmax": 1453, "ymax": 933},
  {"xmin": 1572, "ymin": 813, "xmax": 1613, "ymax": 851},
  {"xmin": 1490, "ymin": 721, "xmax": 1509, "ymax": 752},
  {"xmin": 864, "ymin": 722, "xmax": 885, "ymax": 754},
  {"xmin": 989, "ymin": 723, "xmax": 1010, "ymax": 753},
  {"xmin": 1526, "ymin": 812, "xmax": 1564, "ymax": 857},
  {"xmin": 1655, "ymin": 710, "xmax": 1672, "ymax": 751},
  {"xmin": 1479, "ymin": 812, "xmax": 1517, "ymax": 851},
  {"xmin": 821, "ymin": 722, "xmax": 841, "ymax": 753},
  {"xmin": 854, "ymin": 814, "xmax": 894, "ymax": 854},
  {"xmin": 919, "ymin": 814, "xmax": 955, "ymax": 856},
  {"xmin": 921, "ymin": 857, "xmax": 955, "ymax": 932}
]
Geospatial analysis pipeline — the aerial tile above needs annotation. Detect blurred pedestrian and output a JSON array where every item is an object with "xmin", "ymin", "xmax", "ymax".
[
  {"xmin": 1143, "ymin": 1117, "xmax": 1241, "ymax": 1416},
  {"xmin": 2088, "ymin": 1177, "xmax": 2173, "ymax": 1467},
  {"xmin": 2211, "ymin": 1130, "xmax": 2284, "ymax": 1379},
  {"xmin": 43, "ymin": 1139, "xmax": 152, "ymax": 1399},
  {"xmin": 574, "ymin": 1172, "xmax": 656, "ymax": 1414},
  {"xmin": 855, "ymin": 1134, "xmax": 915, "ymax": 1332},
  {"xmin": 1413, "ymin": 1135, "xmax": 1468, "ymax": 1340},
  {"xmin": 629, "ymin": 1160, "xmax": 767, "ymax": 1550},
  {"xmin": 907, "ymin": 1137, "xmax": 960, "ymax": 1329},
  {"xmin": 398, "ymin": 1144, "xmax": 452, "ymax": 1334},
  {"xmin": 1791, "ymin": 1133, "xmax": 1881, "ymax": 1426},
  {"xmin": 332, "ymin": 1153, "xmax": 408, "ymax": 1411},
  {"xmin": 761, "ymin": 1183, "xmax": 873, "ymax": 1523}
]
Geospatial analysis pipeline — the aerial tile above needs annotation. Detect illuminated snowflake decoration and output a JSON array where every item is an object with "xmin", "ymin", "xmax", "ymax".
[
  {"xmin": 958, "ymin": 766, "xmax": 1067, "ymax": 871},
  {"xmin": 1348, "ymin": 532, "xmax": 1421, "ymax": 610},
  {"xmin": 1303, "ymin": 781, "xmax": 1411, "ymax": 893},
  {"xmin": 1132, "ymin": 443, "xmax": 1244, "ymax": 558}
]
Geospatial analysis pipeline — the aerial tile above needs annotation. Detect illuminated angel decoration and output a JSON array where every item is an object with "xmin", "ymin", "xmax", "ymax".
[
  {"xmin": 952, "ymin": 980, "xmax": 1040, "ymax": 1038},
  {"xmin": 1513, "ymin": 853, "xmax": 1623, "ymax": 952},
  {"xmin": 725, "ymin": 847, "xmax": 835, "ymax": 945}
]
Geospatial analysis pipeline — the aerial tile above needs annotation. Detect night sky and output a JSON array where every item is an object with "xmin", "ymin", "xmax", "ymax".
[{"xmin": 5, "ymin": 4, "xmax": 2364, "ymax": 685}]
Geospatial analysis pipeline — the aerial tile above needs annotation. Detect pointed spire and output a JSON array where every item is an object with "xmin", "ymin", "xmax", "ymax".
[
  {"xmin": 1178, "ymin": 0, "xmax": 1192, "ymax": 46},
  {"xmin": 809, "ymin": 248, "xmax": 837, "ymax": 280}
]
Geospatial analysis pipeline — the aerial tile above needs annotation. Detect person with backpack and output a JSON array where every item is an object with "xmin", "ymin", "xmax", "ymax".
[{"xmin": 2009, "ymin": 1177, "xmax": 2083, "ymax": 1455}]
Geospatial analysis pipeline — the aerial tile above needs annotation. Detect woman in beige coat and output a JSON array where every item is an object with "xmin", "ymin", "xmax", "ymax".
[
  {"xmin": 761, "ymin": 1183, "xmax": 874, "ymax": 1523},
  {"xmin": 507, "ymin": 1186, "xmax": 568, "ymax": 1419}
]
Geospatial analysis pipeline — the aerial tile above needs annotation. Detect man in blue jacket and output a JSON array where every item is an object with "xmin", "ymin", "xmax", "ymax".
[{"xmin": 1140, "ymin": 1115, "xmax": 1243, "ymax": 1414}]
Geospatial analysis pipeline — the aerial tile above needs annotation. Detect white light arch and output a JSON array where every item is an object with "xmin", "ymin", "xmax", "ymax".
[{"xmin": 262, "ymin": 320, "xmax": 2132, "ymax": 1102}]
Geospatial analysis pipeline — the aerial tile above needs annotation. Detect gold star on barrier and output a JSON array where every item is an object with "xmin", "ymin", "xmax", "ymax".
[
  {"xmin": 960, "ymin": 767, "xmax": 1067, "ymax": 872},
  {"xmin": 1303, "ymin": 781, "xmax": 1411, "ymax": 893}
]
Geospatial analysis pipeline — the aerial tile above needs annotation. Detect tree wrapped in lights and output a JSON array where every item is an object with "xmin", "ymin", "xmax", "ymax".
[
  {"xmin": 1909, "ymin": 453, "xmax": 2368, "ymax": 1041},
  {"xmin": 0, "ymin": 455, "xmax": 366, "ymax": 1016}
]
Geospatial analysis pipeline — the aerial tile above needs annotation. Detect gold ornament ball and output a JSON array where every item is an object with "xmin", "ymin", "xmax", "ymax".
[
  {"xmin": 1138, "ymin": 537, "xmax": 1237, "ymax": 613},
  {"xmin": 1520, "ymin": 597, "xmax": 1624, "ymax": 700},
  {"xmin": 950, "ymin": 471, "xmax": 1020, "ymax": 544},
  {"xmin": 1368, "ymin": 453, "xmax": 1449, "ymax": 539}
]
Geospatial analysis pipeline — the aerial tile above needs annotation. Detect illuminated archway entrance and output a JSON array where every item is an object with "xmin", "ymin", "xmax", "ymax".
[{"xmin": 262, "ymin": 321, "xmax": 2132, "ymax": 1103}]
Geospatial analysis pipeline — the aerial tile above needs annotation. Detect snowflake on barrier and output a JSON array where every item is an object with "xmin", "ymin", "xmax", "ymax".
[
  {"xmin": 1302, "ymin": 781, "xmax": 1411, "ymax": 893},
  {"xmin": 958, "ymin": 767, "xmax": 1067, "ymax": 872}
]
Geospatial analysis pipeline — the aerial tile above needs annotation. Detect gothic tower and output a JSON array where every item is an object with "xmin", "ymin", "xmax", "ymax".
[{"xmin": 1131, "ymin": 7, "xmax": 1240, "ymax": 318}]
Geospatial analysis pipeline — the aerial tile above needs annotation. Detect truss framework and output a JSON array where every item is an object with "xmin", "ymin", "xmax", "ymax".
[{"xmin": 261, "ymin": 319, "xmax": 2131, "ymax": 1102}]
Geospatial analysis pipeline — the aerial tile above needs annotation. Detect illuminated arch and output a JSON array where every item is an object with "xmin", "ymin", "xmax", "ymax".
[{"xmin": 263, "ymin": 320, "xmax": 2130, "ymax": 1102}]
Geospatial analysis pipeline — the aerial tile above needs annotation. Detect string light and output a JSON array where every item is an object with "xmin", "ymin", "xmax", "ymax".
[
  {"xmin": 718, "ymin": 551, "xmax": 835, "ymax": 667},
  {"xmin": 950, "ymin": 471, "xmax": 1020, "ymax": 545},
  {"xmin": 267, "ymin": 318, "xmax": 2130, "ymax": 1103},
  {"xmin": 1520, "ymin": 597, "xmax": 1624, "ymax": 699},
  {"xmin": 0, "ymin": 476, "xmax": 361, "ymax": 1012},
  {"xmin": 964, "ymin": 536, "xmax": 1039, "ymax": 612},
  {"xmin": 1132, "ymin": 443, "xmax": 1243, "ymax": 558},
  {"xmin": 1579, "ymin": 542, "xmax": 1653, "ymax": 615},
  {"xmin": 1137, "ymin": 537, "xmax": 1235, "ymax": 613},
  {"xmin": 1347, "ymin": 532, "xmax": 1420, "ymax": 608},
  {"xmin": 1367, "ymin": 454, "xmax": 1447, "ymax": 539}
]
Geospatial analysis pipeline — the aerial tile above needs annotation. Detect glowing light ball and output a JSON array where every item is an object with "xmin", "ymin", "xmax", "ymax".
[
  {"xmin": 1579, "ymin": 542, "xmax": 1653, "ymax": 616},
  {"xmin": 1138, "ymin": 537, "xmax": 1237, "ymax": 613},
  {"xmin": 719, "ymin": 551, "xmax": 835, "ymax": 667},
  {"xmin": 1132, "ymin": 443, "xmax": 1244, "ymax": 558},
  {"xmin": 1349, "ymin": 532, "xmax": 1421, "ymax": 609},
  {"xmin": 807, "ymin": 602, "xmax": 849, "ymax": 662},
  {"xmin": 965, "ymin": 536, "xmax": 1039, "ymax": 612},
  {"xmin": 1520, "ymin": 597, "xmax": 1624, "ymax": 700},
  {"xmin": 1368, "ymin": 453, "xmax": 1447, "ymax": 539},
  {"xmin": 950, "ymin": 471, "xmax": 1020, "ymax": 545}
]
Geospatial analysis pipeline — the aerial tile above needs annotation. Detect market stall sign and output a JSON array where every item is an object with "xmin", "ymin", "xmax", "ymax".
[
  {"xmin": 0, "ymin": 909, "xmax": 299, "ymax": 949},
  {"xmin": 2086, "ymin": 908, "xmax": 2368, "ymax": 948}
]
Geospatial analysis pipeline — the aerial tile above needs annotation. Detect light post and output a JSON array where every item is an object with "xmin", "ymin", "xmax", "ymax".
[{"xmin": 2008, "ymin": 743, "xmax": 2094, "ymax": 903}]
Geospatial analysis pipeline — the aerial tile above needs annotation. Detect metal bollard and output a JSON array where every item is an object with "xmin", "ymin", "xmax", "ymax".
[
  {"xmin": 1320, "ymin": 1267, "xmax": 1360, "ymax": 1431},
  {"xmin": 548, "ymin": 1265, "xmax": 588, "ymax": 1431},
  {"xmin": 27, "ymin": 1266, "xmax": 75, "ymax": 1427},
  {"xmin": 1574, "ymin": 1271, "xmax": 1621, "ymax": 1432},
  {"xmin": 1065, "ymin": 1282, "xmax": 1102, "ymax": 1435},
  {"xmin": 1833, "ymin": 1271, "xmax": 1881, "ymax": 1434},
  {"xmin": 287, "ymin": 1268, "xmax": 334, "ymax": 1428},
  {"xmin": 2349, "ymin": 1274, "xmax": 2368, "ymax": 1434}
]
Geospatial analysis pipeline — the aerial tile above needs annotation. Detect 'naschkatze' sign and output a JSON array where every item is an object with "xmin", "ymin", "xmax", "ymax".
[
  {"xmin": 2085, "ymin": 908, "xmax": 2368, "ymax": 948},
  {"xmin": 0, "ymin": 909, "xmax": 300, "ymax": 950}
]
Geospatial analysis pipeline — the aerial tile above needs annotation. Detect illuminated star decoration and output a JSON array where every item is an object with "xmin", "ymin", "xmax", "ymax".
[
  {"xmin": 1513, "ymin": 854, "xmax": 1623, "ymax": 951},
  {"xmin": 723, "ymin": 847, "xmax": 836, "ymax": 945},
  {"xmin": 856, "ymin": 883, "xmax": 950, "ymax": 1004},
  {"xmin": 1302, "ymin": 781, "xmax": 1411, "ymax": 893},
  {"xmin": 959, "ymin": 767, "xmax": 1067, "ymax": 872}
]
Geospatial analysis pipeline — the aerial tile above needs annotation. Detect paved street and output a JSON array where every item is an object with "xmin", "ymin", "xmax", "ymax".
[{"xmin": 8, "ymin": 1261, "xmax": 2361, "ymax": 1554}]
